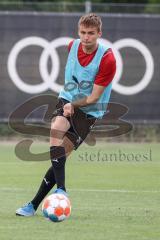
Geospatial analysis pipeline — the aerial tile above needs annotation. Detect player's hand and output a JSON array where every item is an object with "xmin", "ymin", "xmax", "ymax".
[{"xmin": 63, "ymin": 103, "xmax": 74, "ymax": 117}]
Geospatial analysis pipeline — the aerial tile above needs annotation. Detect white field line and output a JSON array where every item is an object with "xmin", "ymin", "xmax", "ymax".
[{"xmin": 69, "ymin": 189, "xmax": 160, "ymax": 193}]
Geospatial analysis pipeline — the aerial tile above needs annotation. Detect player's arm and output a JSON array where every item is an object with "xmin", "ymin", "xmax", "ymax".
[
  {"xmin": 63, "ymin": 84, "xmax": 105, "ymax": 117},
  {"xmin": 73, "ymin": 84, "xmax": 105, "ymax": 107}
]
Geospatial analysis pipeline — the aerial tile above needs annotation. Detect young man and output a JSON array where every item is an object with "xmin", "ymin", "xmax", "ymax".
[{"xmin": 16, "ymin": 13, "xmax": 116, "ymax": 216}]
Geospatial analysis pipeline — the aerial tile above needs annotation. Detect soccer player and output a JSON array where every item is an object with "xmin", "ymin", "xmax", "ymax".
[{"xmin": 16, "ymin": 13, "xmax": 116, "ymax": 216}]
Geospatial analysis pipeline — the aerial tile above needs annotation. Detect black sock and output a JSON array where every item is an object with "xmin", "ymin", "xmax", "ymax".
[
  {"xmin": 50, "ymin": 146, "xmax": 66, "ymax": 192},
  {"xmin": 31, "ymin": 166, "xmax": 56, "ymax": 210}
]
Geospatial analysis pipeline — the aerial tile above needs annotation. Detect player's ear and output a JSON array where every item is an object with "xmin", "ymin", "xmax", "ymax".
[{"xmin": 98, "ymin": 31, "xmax": 102, "ymax": 38}]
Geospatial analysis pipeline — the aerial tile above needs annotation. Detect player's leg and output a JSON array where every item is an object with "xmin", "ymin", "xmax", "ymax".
[
  {"xmin": 50, "ymin": 116, "xmax": 74, "ymax": 193},
  {"xmin": 50, "ymin": 107, "xmax": 97, "ymax": 195},
  {"xmin": 30, "ymin": 128, "xmax": 74, "ymax": 212},
  {"xmin": 51, "ymin": 109, "xmax": 97, "ymax": 196},
  {"xmin": 16, "ymin": 116, "xmax": 72, "ymax": 216}
]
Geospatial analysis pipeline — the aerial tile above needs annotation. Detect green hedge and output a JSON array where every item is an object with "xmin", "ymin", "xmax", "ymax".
[
  {"xmin": 1, "ymin": 123, "xmax": 159, "ymax": 142},
  {"xmin": 0, "ymin": 1, "xmax": 160, "ymax": 14}
]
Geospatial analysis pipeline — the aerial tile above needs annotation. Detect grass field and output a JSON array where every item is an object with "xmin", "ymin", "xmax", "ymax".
[{"xmin": 0, "ymin": 141, "xmax": 160, "ymax": 240}]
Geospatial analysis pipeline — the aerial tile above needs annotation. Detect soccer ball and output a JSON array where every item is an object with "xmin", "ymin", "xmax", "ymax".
[{"xmin": 42, "ymin": 193, "xmax": 71, "ymax": 222}]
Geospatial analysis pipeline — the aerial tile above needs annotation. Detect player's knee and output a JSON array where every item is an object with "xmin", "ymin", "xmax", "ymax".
[
  {"xmin": 50, "ymin": 126, "xmax": 64, "ymax": 146},
  {"xmin": 50, "ymin": 127, "xmax": 64, "ymax": 140},
  {"xmin": 50, "ymin": 117, "xmax": 69, "ymax": 140}
]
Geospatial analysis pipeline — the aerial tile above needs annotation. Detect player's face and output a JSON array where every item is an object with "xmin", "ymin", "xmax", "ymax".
[{"xmin": 78, "ymin": 25, "xmax": 102, "ymax": 50}]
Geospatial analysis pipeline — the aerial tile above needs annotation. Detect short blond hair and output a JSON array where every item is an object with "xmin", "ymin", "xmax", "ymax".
[{"xmin": 78, "ymin": 13, "xmax": 102, "ymax": 32}]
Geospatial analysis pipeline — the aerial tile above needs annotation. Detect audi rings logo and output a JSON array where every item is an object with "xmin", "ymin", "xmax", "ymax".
[{"xmin": 7, "ymin": 36, "xmax": 154, "ymax": 95}]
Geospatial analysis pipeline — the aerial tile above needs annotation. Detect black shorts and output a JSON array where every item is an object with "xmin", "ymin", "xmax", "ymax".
[{"xmin": 52, "ymin": 98, "xmax": 97, "ymax": 150}]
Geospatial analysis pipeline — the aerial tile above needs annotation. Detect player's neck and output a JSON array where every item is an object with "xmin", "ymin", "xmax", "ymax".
[{"xmin": 82, "ymin": 43, "xmax": 98, "ymax": 54}]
